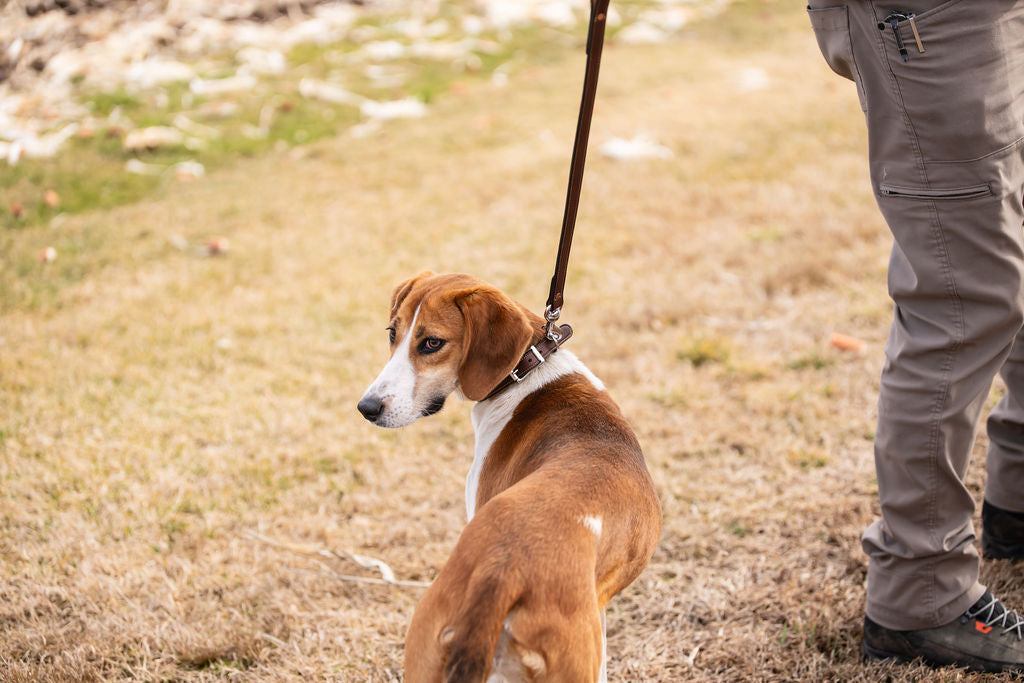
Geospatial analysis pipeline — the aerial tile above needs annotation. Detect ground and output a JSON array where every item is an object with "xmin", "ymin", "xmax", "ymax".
[{"xmin": 2, "ymin": 1, "xmax": 1022, "ymax": 681}]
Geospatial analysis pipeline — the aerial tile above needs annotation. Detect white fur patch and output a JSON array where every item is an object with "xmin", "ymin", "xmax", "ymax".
[
  {"xmin": 360, "ymin": 305, "xmax": 421, "ymax": 428},
  {"xmin": 467, "ymin": 349, "xmax": 603, "ymax": 520},
  {"xmin": 579, "ymin": 515, "xmax": 602, "ymax": 539}
]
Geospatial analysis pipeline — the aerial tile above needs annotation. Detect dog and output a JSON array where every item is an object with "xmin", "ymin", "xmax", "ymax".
[{"xmin": 357, "ymin": 272, "xmax": 661, "ymax": 682}]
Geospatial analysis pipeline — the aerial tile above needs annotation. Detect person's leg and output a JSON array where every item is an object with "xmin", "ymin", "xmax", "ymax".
[
  {"xmin": 986, "ymin": 334, "xmax": 1024, "ymax": 516},
  {"xmin": 810, "ymin": 0, "xmax": 1024, "ymax": 632},
  {"xmin": 864, "ymin": 146, "xmax": 1024, "ymax": 630},
  {"xmin": 859, "ymin": 0, "xmax": 1024, "ymax": 630},
  {"xmin": 982, "ymin": 332, "xmax": 1024, "ymax": 559}
]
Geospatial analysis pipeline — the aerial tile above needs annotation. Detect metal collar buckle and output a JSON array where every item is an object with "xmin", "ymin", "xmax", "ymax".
[{"xmin": 510, "ymin": 345, "xmax": 545, "ymax": 382}]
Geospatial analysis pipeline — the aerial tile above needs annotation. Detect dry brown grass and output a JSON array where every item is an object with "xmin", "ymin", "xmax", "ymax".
[{"xmin": 2, "ymin": 1, "xmax": 1021, "ymax": 680}]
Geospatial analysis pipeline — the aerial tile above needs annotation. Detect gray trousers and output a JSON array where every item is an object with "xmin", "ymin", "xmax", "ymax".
[{"xmin": 809, "ymin": 0, "xmax": 1024, "ymax": 630}]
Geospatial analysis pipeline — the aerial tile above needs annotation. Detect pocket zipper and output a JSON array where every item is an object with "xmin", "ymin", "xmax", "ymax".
[{"xmin": 879, "ymin": 183, "xmax": 992, "ymax": 200}]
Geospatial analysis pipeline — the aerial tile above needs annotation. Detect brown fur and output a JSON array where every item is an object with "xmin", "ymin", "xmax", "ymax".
[
  {"xmin": 386, "ymin": 273, "xmax": 543, "ymax": 405},
  {"xmin": 381, "ymin": 274, "xmax": 661, "ymax": 682}
]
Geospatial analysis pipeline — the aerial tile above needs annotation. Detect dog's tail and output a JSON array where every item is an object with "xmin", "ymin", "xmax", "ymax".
[{"xmin": 441, "ymin": 569, "xmax": 523, "ymax": 683}]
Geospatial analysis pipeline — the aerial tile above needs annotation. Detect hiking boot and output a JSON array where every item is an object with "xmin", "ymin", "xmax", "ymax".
[
  {"xmin": 983, "ymin": 500, "xmax": 1024, "ymax": 560},
  {"xmin": 863, "ymin": 591, "xmax": 1024, "ymax": 674}
]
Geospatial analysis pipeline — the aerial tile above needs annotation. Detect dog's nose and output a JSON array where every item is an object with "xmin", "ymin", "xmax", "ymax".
[{"xmin": 357, "ymin": 396, "xmax": 384, "ymax": 422}]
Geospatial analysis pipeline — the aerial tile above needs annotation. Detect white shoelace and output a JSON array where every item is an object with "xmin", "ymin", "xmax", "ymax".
[{"xmin": 966, "ymin": 596, "xmax": 1024, "ymax": 640}]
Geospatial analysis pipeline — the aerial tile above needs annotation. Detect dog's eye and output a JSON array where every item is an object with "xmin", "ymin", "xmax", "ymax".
[
  {"xmin": 419, "ymin": 337, "xmax": 445, "ymax": 354},
  {"xmin": 387, "ymin": 327, "xmax": 396, "ymax": 345}
]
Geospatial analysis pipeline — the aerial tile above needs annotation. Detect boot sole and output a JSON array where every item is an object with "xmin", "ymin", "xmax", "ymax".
[
  {"xmin": 863, "ymin": 641, "xmax": 1024, "ymax": 676},
  {"xmin": 862, "ymin": 641, "xmax": 914, "ymax": 665}
]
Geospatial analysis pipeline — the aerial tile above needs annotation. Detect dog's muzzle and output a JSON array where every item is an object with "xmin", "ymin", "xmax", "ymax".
[{"xmin": 421, "ymin": 395, "xmax": 446, "ymax": 417}]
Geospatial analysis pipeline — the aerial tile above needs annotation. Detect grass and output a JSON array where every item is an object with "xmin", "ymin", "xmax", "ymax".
[
  {"xmin": 2, "ymin": 0, "xmax": 1021, "ymax": 681},
  {"xmin": 677, "ymin": 335, "xmax": 731, "ymax": 368},
  {"xmin": 0, "ymin": 10, "xmax": 564, "ymax": 244}
]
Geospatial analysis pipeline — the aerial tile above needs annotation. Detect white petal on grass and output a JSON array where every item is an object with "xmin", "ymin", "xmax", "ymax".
[
  {"xmin": 6, "ymin": 37, "xmax": 23, "ymax": 62},
  {"xmin": 123, "ymin": 126, "xmax": 184, "ymax": 151},
  {"xmin": 173, "ymin": 160, "xmax": 205, "ymax": 179},
  {"xmin": 126, "ymin": 58, "xmax": 195, "ymax": 88},
  {"xmin": 189, "ymin": 72, "xmax": 257, "ymax": 96},
  {"xmin": 536, "ymin": 3, "xmax": 577, "ymax": 26},
  {"xmin": 125, "ymin": 159, "xmax": 165, "ymax": 175},
  {"xmin": 361, "ymin": 40, "xmax": 407, "ymax": 60},
  {"xmin": 461, "ymin": 15, "xmax": 486, "ymax": 34},
  {"xmin": 2, "ymin": 124, "xmax": 80, "ymax": 164},
  {"xmin": 298, "ymin": 78, "xmax": 367, "ymax": 107},
  {"xmin": 173, "ymin": 114, "xmax": 221, "ymax": 138},
  {"xmin": 736, "ymin": 67, "xmax": 771, "ymax": 93},
  {"xmin": 616, "ymin": 21, "xmax": 670, "ymax": 45},
  {"xmin": 360, "ymin": 98, "xmax": 427, "ymax": 120},
  {"xmin": 600, "ymin": 135, "xmax": 674, "ymax": 161},
  {"xmin": 236, "ymin": 47, "xmax": 287, "ymax": 75},
  {"xmin": 350, "ymin": 120, "xmax": 382, "ymax": 138},
  {"xmin": 638, "ymin": 7, "xmax": 691, "ymax": 32}
]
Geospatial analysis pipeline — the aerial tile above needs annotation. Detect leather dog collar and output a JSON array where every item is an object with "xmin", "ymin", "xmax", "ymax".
[{"xmin": 482, "ymin": 324, "xmax": 574, "ymax": 402}]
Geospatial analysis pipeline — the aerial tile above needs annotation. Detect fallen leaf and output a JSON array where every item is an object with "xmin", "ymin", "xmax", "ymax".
[
  {"xmin": 124, "ymin": 126, "xmax": 184, "ymax": 151},
  {"xmin": 830, "ymin": 332, "xmax": 866, "ymax": 352},
  {"xmin": 173, "ymin": 161, "xmax": 205, "ymax": 181},
  {"xmin": 205, "ymin": 236, "xmax": 230, "ymax": 256}
]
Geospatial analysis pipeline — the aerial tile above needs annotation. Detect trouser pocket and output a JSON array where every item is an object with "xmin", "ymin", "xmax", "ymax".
[
  {"xmin": 878, "ymin": 183, "xmax": 993, "ymax": 200},
  {"xmin": 877, "ymin": 0, "xmax": 1024, "ymax": 162},
  {"xmin": 807, "ymin": 5, "xmax": 867, "ymax": 111}
]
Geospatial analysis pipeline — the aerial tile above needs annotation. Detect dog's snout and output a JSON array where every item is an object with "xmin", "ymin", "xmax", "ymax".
[{"xmin": 357, "ymin": 395, "xmax": 385, "ymax": 422}]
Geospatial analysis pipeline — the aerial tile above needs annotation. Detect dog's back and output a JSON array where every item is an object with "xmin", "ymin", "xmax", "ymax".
[{"xmin": 405, "ymin": 372, "xmax": 661, "ymax": 682}]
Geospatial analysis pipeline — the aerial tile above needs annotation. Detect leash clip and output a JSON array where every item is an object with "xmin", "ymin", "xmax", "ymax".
[{"xmin": 544, "ymin": 305, "xmax": 562, "ymax": 342}]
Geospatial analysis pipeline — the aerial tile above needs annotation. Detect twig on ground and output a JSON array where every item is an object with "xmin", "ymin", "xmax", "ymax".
[
  {"xmin": 257, "ymin": 632, "xmax": 290, "ymax": 649},
  {"xmin": 286, "ymin": 567, "xmax": 429, "ymax": 589},
  {"xmin": 243, "ymin": 531, "xmax": 430, "ymax": 588}
]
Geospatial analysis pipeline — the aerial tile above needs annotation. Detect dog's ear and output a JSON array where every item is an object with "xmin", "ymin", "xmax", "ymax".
[
  {"xmin": 390, "ymin": 271, "xmax": 435, "ymax": 320},
  {"xmin": 453, "ymin": 287, "xmax": 534, "ymax": 401}
]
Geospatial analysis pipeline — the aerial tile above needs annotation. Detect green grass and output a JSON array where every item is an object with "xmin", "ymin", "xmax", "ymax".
[
  {"xmin": 677, "ymin": 334, "xmax": 732, "ymax": 367},
  {"xmin": 0, "ymin": 16, "xmax": 597, "ymax": 317},
  {"xmin": 787, "ymin": 352, "xmax": 835, "ymax": 371},
  {"xmin": 0, "ymin": 19, "xmax": 565, "ymax": 236}
]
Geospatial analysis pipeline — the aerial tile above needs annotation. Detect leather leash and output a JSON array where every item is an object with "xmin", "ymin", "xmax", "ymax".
[{"xmin": 484, "ymin": 0, "xmax": 611, "ymax": 401}]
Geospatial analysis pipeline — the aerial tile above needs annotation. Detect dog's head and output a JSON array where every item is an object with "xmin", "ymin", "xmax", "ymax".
[{"xmin": 357, "ymin": 272, "xmax": 538, "ymax": 428}]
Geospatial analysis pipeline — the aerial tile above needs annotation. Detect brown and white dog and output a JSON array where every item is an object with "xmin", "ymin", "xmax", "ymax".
[{"xmin": 357, "ymin": 272, "xmax": 661, "ymax": 682}]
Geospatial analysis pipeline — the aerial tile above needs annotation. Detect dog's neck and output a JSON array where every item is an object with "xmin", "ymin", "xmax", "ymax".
[{"xmin": 465, "ymin": 349, "xmax": 605, "ymax": 520}]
